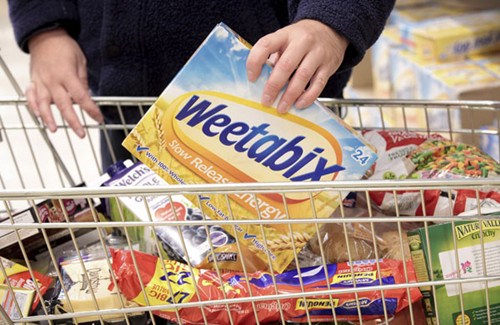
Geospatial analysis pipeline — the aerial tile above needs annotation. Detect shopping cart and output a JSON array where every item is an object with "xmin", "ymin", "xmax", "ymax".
[{"xmin": 2, "ymin": 56, "xmax": 500, "ymax": 324}]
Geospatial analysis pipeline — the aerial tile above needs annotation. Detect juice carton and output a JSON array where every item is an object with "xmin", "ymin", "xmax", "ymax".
[{"xmin": 122, "ymin": 23, "xmax": 377, "ymax": 273}]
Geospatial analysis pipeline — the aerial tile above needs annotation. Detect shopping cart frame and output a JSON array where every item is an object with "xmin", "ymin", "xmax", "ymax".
[{"xmin": 1, "ymin": 96, "xmax": 500, "ymax": 325}]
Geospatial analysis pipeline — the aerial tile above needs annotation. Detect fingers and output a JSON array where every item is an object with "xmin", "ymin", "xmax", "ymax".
[
  {"xmin": 66, "ymin": 77, "xmax": 103, "ymax": 124},
  {"xmin": 25, "ymin": 29, "xmax": 101, "ymax": 138},
  {"xmin": 247, "ymin": 19, "xmax": 349, "ymax": 113},
  {"xmin": 246, "ymin": 32, "xmax": 285, "ymax": 82},
  {"xmin": 26, "ymin": 78, "xmax": 100, "ymax": 138},
  {"xmin": 29, "ymin": 82, "xmax": 57, "ymax": 132},
  {"xmin": 262, "ymin": 42, "xmax": 309, "ymax": 110},
  {"xmin": 52, "ymin": 85, "xmax": 85, "ymax": 138},
  {"xmin": 296, "ymin": 67, "xmax": 330, "ymax": 109},
  {"xmin": 276, "ymin": 51, "xmax": 320, "ymax": 113}
]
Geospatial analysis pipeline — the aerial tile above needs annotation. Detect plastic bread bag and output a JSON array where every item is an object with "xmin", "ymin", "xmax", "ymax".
[
  {"xmin": 308, "ymin": 221, "xmax": 421, "ymax": 265},
  {"xmin": 110, "ymin": 249, "xmax": 422, "ymax": 324}
]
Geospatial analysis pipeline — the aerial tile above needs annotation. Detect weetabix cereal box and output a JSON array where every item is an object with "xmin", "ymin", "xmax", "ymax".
[{"xmin": 122, "ymin": 23, "xmax": 377, "ymax": 273}]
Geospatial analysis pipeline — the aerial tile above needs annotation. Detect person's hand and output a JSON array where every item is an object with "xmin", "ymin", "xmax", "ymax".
[
  {"xmin": 27, "ymin": 28, "xmax": 103, "ymax": 138},
  {"xmin": 246, "ymin": 19, "xmax": 349, "ymax": 113}
]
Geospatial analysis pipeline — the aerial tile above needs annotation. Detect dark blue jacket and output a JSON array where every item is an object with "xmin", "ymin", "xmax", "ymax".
[{"xmin": 9, "ymin": 0, "xmax": 394, "ymax": 111}]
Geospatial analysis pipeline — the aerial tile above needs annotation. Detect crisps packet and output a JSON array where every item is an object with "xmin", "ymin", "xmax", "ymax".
[
  {"xmin": 122, "ymin": 23, "xmax": 377, "ymax": 273},
  {"xmin": 0, "ymin": 256, "xmax": 52, "ymax": 313}
]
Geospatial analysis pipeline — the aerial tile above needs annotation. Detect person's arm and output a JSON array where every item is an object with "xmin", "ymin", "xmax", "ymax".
[
  {"xmin": 8, "ymin": 0, "xmax": 80, "ymax": 53},
  {"xmin": 247, "ymin": 0, "xmax": 395, "ymax": 113},
  {"xmin": 8, "ymin": 0, "xmax": 102, "ymax": 138}
]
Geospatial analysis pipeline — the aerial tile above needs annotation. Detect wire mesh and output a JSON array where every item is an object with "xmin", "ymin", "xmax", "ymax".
[{"xmin": 0, "ymin": 97, "xmax": 499, "ymax": 325}]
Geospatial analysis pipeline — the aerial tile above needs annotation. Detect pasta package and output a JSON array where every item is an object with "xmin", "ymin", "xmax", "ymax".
[
  {"xmin": 110, "ymin": 249, "xmax": 422, "ymax": 324},
  {"xmin": 122, "ymin": 23, "xmax": 377, "ymax": 273}
]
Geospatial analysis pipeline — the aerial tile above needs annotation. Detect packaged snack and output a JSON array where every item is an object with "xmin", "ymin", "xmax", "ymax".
[
  {"xmin": 122, "ymin": 23, "xmax": 377, "ymax": 273},
  {"xmin": 0, "ymin": 285, "xmax": 34, "ymax": 319},
  {"xmin": 54, "ymin": 249, "xmax": 142, "ymax": 323},
  {"xmin": 103, "ymin": 161, "xmax": 264, "ymax": 272},
  {"xmin": 110, "ymin": 249, "xmax": 422, "ymax": 324},
  {"xmin": 0, "ymin": 256, "xmax": 52, "ymax": 313},
  {"xmin": 408, "ymin": 217, "xmax": 500, "ymax": 324}
]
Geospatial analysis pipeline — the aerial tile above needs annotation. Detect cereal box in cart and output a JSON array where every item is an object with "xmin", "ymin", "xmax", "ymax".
[{"xmin": 122, "ymin": 23, "xmax": 377, "ymax": 273}]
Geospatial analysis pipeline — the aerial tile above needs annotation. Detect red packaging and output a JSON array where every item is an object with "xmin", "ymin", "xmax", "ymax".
[
  {"xmin": 0, "ymin": 257, "xmax": 53, "ymax": 313},
  {"xmin": 110, "ymin": 249, "xmax": 422, "ymax": 324}
]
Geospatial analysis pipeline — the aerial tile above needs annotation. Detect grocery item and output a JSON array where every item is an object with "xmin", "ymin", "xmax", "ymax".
[
  {"xmin": 0, "ymin": 285, "xmax": 34, "ymax": 319},
  {"xmin": 370, "ymin": 137, "xmax": 500, "ymax": 216},
  {"xmin": 390, "ymin": 2, "xmax": 467, "ymax": 27},
  {"xmin": 363, "ymin": 130, "xmax": 444, "ymax": 180},
  {"xmin": 110, "ymin": 249, "xmax": 422, "ymax": 324},
  {"xmin": 55, "ymin": 250, "xmax": 142, "ymax": 323},
  {"xmin": 407, "ymin": 139, "xmax": 500, "ymax": 179},
  {"xmin": 469, "ymin": 51, "xmax": 500, "ymax": 78},
  {"xmin": 122, "ymin": 23, "xmax": 377, "ymax": 273},
  {"xmin": 102, "ymin": 161, "xmax": 264, "ymax": 272},
  {"xmin": 401, "ymin": 10, "xmax": 500, "ymax": 62},
  {"xmin": 408, "ymin": 217, "xmax": 500, "ymax": 324},
  {"xmin": 0, "ymin": 256, "xmax": 52, "ymax": 313},
  {"xmin": 371, "ymin": 26, "xmax": 401, "ymax": 98}
]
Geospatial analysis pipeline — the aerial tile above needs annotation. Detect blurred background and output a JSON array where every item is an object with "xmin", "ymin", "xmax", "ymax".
[{"xmin": 0, "ymin": 1, "xmax": 29, "ymax": 97}]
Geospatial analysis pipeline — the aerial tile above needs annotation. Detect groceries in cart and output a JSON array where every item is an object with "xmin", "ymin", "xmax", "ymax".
[
  {"xmin": 101, "ymin": 159, "xmax": 265, "ymax": 272},
  {"xmin": 0, "ymin": 256, "xmax": 52, "ymax": 318},
  {"xmin": 121, "ymin": 22, "xmax": 378, "ymax": 274},
  {"xmin": 47, "ymin": 246, "xmax": 147, "ymax": 324},
  {"xmin": 365, "ymin": 130, "xmax": 500, "ymax": 216},
  {"xmin": 110, "ymin": 248, "xmax": 422, "ymax": 324},
  {"xmin": 408, "ymin": 213, "xmax": 500, "ymax": 325}
]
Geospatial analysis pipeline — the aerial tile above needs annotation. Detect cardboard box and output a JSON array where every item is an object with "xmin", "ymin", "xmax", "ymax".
[
  {"xmin": 348, "ymin": 48, "xmax": 373, "ymax": 88},
  {"xmin": 395, "ymin": 0, "xmax": 430, "ymax": 8},
  {"xmin": 401, "ymin": 10, "xmax": 500, "ymax": 62},
  {"xmin": 437, "ymin": 0, "xmax": 499, "ymax": 10},
  {"xmin": 371, "ymin": 26, "xmax": 402, "ymax": 97},
  {"xmin": 122, "ymin": 23, "xmax": 378, "ymax": 273},
  {"xmin": 390, "ymin": 49, "xmax": 500, "ymax": 146},
  {"xmin": 390, "ymin": 3, "xmax": 467, "ymax": 27},
  {"xmin": 408, "ymin": 219, "xmax": 500, "ymax": 325},
  {"xmin": 469, "ymin": 51, "xmax": 500, "ymax": 78}
]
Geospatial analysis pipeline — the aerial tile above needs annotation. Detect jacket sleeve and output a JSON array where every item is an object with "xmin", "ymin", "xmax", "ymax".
[
  {"xmin": 7, "ymin": 0, "xmax": 80, "ymax": 52},
  {"xmin": 288, "ymin": 0, "xmax": 395, "ymax": 72}
]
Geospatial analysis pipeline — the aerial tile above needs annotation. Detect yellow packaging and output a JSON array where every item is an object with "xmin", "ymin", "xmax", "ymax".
[
  {"xmin": 407, "ymin": 10, "xmax": 500, "ymax": 61},
  {"xmin": 469, "ymin": 51, "xmax": 500, "ymax": 78},
  {"xmin": 371, "ymin": 26, "xmax": 401, "ymax": 97},
  {"xmin": 0, "ymin": 284, "xmax": 34, "ymax": 319},
  {"xmin": 394, "ymin": 0, "xmax": 430, "ymax": 8},
  {"xmin": 122, "ymin": 23, "xmax": 377, "ymax": 273},
  {"xmin": 390, "ymin": 3, "xmax": 467, "ymax": 26}
]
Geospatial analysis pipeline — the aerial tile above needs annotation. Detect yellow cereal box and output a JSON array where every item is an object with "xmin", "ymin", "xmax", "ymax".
[
  {"xmin": 403, "ymin": 10, "xmax": 500, "ymax": 61},
  {"xmin": 122, "ymin": 23, "xmax": 377, "ymax": 273}
]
